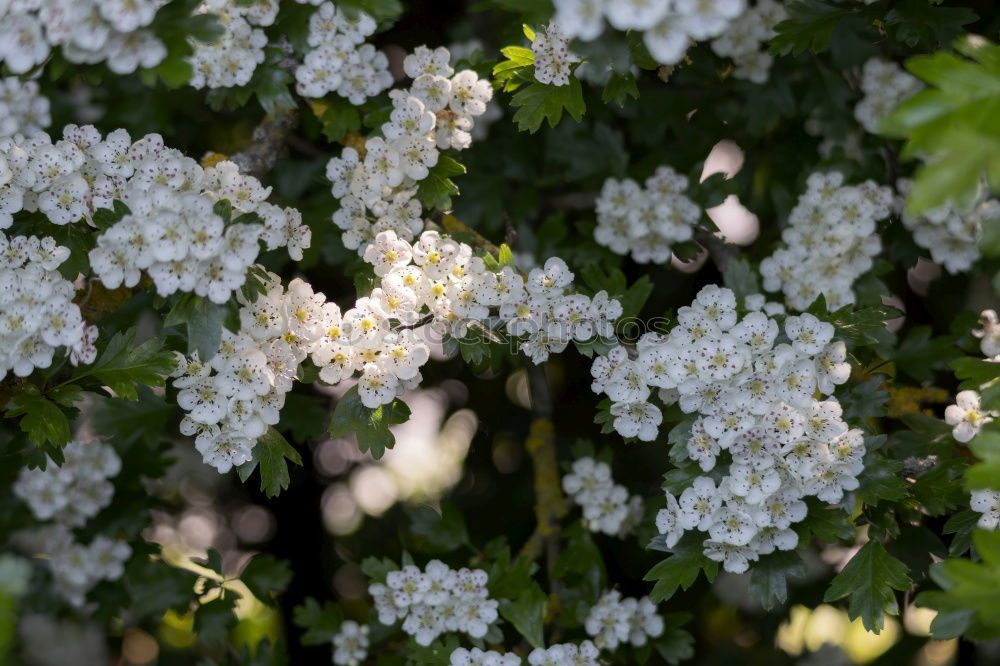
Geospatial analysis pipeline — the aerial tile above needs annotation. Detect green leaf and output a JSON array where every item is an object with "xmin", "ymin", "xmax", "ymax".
[
  {"xmin": 601, "ymin": 71, "xmax": 639, "ymax": 108},
  {"xmin": 314, "ymin": 97, "xmax": 362, "ymax": 143},
  {"xmin": 840, "ymin": 377, "xmax": 890, "ymax": 420},
  {"xmin": 407, "ymin": 504, "xmax": 471, "ymax": 552},
  {"xmin": 194, "ymin": 597, "xmax": 238, "ymax": 645},
  {"xmin": 880, "ymin": 36, "xmax": 1000, "ymax": 213},
  {"xmin": 4, "ymin": 391, "xmax": 72, "ymax": 448},
  {"xmin": 722, "ymin": 257, "xmax": 761, "ymax": 304},
  {"xmin": 509, "ymin": 78, "xmax": 586, "ymax": 134},
  {"xmin": 241, "ymin": 554, "xmax": 293, "ymax": 605},
  {"xmin": 823, "ymin": 540, "xmax": 912, "ymax": 633},
  {"xmin": 498, "ymin": 582, "xmax": 547, "ymax": 649},
  {"xmin": 748, "ymin": 551, "xmax": 807, "ymax": 610},
  {"xmin": 164, "ymin": 295, "xmax": 232, "ymax": 360},
  {"xmin": 360, "ymin": 556, "xmax": 397, "ymax": 583},
  {"xmin": 127, "ymin": 552, "xmax": 199, "ymax": 619},
  {"xmin": 278, "ymin": 393, "xmax": 329, "ymax": 442},
  {"xmin": 856, "ymin": 456, "xmax": 908, "ymax": 506},
  {"xmin": 328, "ymin": 386, "xmax": 411, "ymax": 459},
  {"xmin": 885, "ymin": 0, "xmax": 978, "ymax": 49},
  {"xmin": 643, "ymin": 533, "xmax": 719, "ymax": 603},
  {"xmin": 71, "ymin": 329, "xmax": 176, "ymax": 400},
  {"xmin": 293, "ymin": 598, "xmax": 344, "ymax": 645},
  {"xmin": 337, "ymin": 0, "xmax": 405, "ymax": 22},
  {"xmin": 943, "ymin": 510, "xmax": 979, "ymax": 557},
  {"xmin": 769, "ymin": 0, "xmax": 860, "ymax": 56},
  {"xmin": 418, "ymin": 155, "xmax": 467, "ymax": 211},
  {"xmin": 618, "ymin": 275, "xmax": 654, "ymax": 321},
  {"xmin": 654, "ymin": 613, "xmax": 695, "ymax": 665},
  {"xmin": 237, "ymin": 427, "xmax": 302, "ymax": 498}
]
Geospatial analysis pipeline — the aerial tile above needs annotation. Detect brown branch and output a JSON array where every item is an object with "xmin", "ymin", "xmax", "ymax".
[
  {"xmin": 228, "ymin": 108, "xmax": 299, "ymax": 180},
  {"xmin": 519, "ymin": 360, "xmax": 567, "ymax": 577},
  {"xmin": 695, "ymin": 228, "xmax": 740, "ymax": 273}
]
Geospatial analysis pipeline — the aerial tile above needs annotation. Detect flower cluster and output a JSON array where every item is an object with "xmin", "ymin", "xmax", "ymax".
[
  {"xmin": 13, "ymin": 440, "xmax": 130, "ymax": 606},
  {"xmin": 294, "ymin": 3, "xmax": 392, "ymax": 103},
  {"xmin": 326, "ymin": 45, "xmax": 493, "ymax": 251},
  {"xmin": 612, "ymin": 286, "xmax": 860, "ymax": 573},
  {"xmin": 355, "ymin": 229, "xmax": 621, "ymax": 369},
  {"xmin": 897, "ymin": 178, "xmax": 998, "ymax": 274},
  {"xmin": 0, "ymin": 124, "xmax": 308, "ymax": 303},
  {"xmin": 552, "ymin": 0, "xmax": 746, "ymax": 66},
  {"xmin": 369, "ymin": 561, "xmax": 499, "ymax": 647},
  {"xmin": 759, "ymin": 171, "xmax": 892, "ymax": 310},
  {"xmin": 532, "ymin": 24, "xmax": 575, "ymax": 87},
  {"xmin": 854, "ymin": 57, "xmax": 921, "ymax": 134},
  {"xmin": 709, "ymin": 0, "xmax": 786, "ymax": 83},
  {"xmin": 450, "ymin": 648, "xmax": 521, "ymax": 666},
  {"xmin": 171, "ymin": 275, "xmax": 323, "ymax": 472},
  {"xmin": 0, "ymin": 77, "xmax": 50, "ymax": 139},
  {"xmin": 32, "ymin": 526, "xmax": 132, "ymax": 608},
  {"xmin": 527, "ymin": 643, "xmax": 600, "ymax": 666},
  {"xmin": 584, "ymin": 590, "xmax": 663, "ymax": 651},
  {"xmin": 13, "ymin": 439, "xmax": 120, "ymax": 526},
  {"xmin": 188, "ymin": 0, "xmax": 273, "ymax": 89},
  {"xmin": 0, "ymin": 232, "xmax": 97, "ymax": 379},
  {"xmin": 331, "ymin": 621, "xmax": 369, "ymax": 666},
  {"xmin": 0, "ymin": 0, "xmax": 167, "ymax": 75},
  {"xmin": 972, "ymin": 490, "xmax": 1000, "ymax": 531},
  {"xmin": 562, "ymin": 457, "xmax": 643, "ymax": 536},
  {"xmin": 593, "ymin": 166, "xmax": 699, "ymax": 264},
  {"xmin": 450, "ymin": 643, "xmax": 600, "ymax": 666}
]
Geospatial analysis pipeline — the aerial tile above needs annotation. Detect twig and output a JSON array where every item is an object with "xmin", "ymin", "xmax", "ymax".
[
  {"xmin": 519, "ymin": 359, "xmax": 567, "ymax": 581},
  {"xmin": 229, "ymin": 108, "xmax": 299, "ymax": 180},
  {"xmin": 695, "ymin": 229, "xmax": 740, "ymax": 273}
]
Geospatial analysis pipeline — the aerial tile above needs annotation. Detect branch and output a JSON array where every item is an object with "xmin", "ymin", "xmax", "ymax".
[
  {"xmin": 228, "ymin": 108, "xmax": 299, "ymax": 180},
  {"xmin": 428, "ymin": 213, "xmax": 502, "ymax": 257},
  {"xmin": 695, "ymin": 228, "xmax": 740, "ymax": 272},
  {"xmin": 519, "ymin": 360, "xmax": 567, "ymax": 577}
]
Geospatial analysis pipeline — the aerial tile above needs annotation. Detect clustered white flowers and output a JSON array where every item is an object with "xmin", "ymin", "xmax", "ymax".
[
  {"xmin": 971, "ymin": 490, "xmax": 1000, "ymax": 531},
  {"xmin": 326, "ymin": 45, "xmax": 493, "ymax": 251},
  {"xmin": 188, "ymin": 0, "xmax": 273, "ymax": 89},
  {"xmin": 760, "ymin": 171, "xmax": 892, "ymax": 310},
  {"xmin": 0, "ymin": 124, "xmax": 308, "ymax": 303},
  {"xmin": 552, "ymin": 0, "xmax": 746, "ymax": 66},
  {"xmin": 0, "ymin": 0, "xmax": 167, "ymax": 75},
  {"xmin": 709, "ymin": 0, "xmax": 787, "ymax": 83},
  {"xmin": 0, "ymin": 77, "xmax": 50, "ymax": 139},
  {"xmin": 531, "ymin": 24, "xmax": 575, "ymax": 87},
  {"xmin": 0, "ymin": 231, "xmax": 97, "ymax": 378},
  {"xmin": 331, "ymin": 620, "xmax": 369, "ymax": 666},
  {"xmin": 585, "ymin": 590, "xmax": 663, "ymax": 650},
  {"xmin": 294, "ymin": 3, "xmax": 392, "ymax": 103},
  {"xmin": 897, "ymin": 178, "xmax": 998, "ymax": 274},
  {"xmin": 369, "ymin": 561, "xmax": 499, "ymax": 647},
  {"xmin": 355, "ymin": 229, "xmax": 622, "ymax": 369},
  {"xmin": 562, "ymin": 457, "xmax": 643, "ymax": 536},
  {"xmin": 591, "ymin": 285, "xmax": 860, "ymax": 573},
  {"xmin": 13, "ymin": 439, "xmax": 120, "ymax": 526},
  {"xmin": 171, "ymin": 274, "xmax": 323, "ymax": 472},
  {"xmin": 450, "ymin": 643, "xmax": 601, "ymax": 666},
  {"xmin": 593, "ymin": 165, "xmax": 699, "ymax": 264},
  {"xmin": 450, "ymin": 648, "xmax": 521, "ymax": 666},
  {"xmin": 13, "ymin": 440, "xmax": 131, "ymax": 607},
  {"xmin": 854, "ymin": 57, "xmax": 921, "ymax": 134}
]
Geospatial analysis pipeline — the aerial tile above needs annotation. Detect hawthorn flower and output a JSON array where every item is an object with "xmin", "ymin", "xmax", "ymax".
[{"xmin": 945, "ymin": 390, "xmax": 995, "ymax": 443}]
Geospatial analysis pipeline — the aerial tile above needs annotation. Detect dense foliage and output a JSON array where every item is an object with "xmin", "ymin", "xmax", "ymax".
[{"xmin": 2, "ymin": 1, "xmax": 1000, "ymax": 665}]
